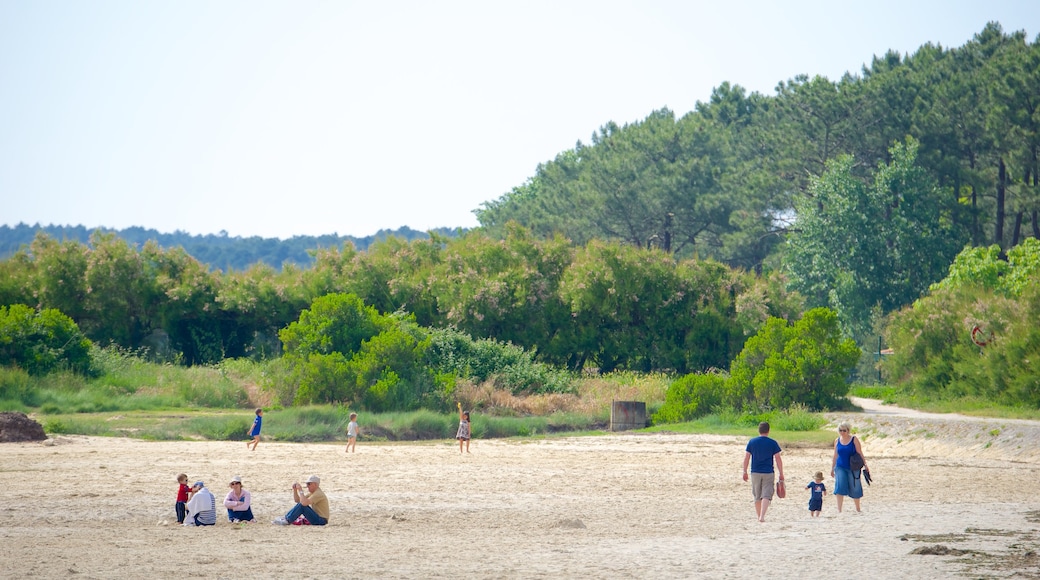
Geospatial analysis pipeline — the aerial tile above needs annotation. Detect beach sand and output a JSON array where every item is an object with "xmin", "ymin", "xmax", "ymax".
[{"xmin": 1, "ymin": 404, "xmax": 1038, "ymax": 579}]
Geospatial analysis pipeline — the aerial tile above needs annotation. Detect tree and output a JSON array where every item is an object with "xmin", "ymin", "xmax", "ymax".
[
  {"xmin": 786, "ymin": 138, "xmax": 969, "ymax": 337},
  {"xmin": 430, "ymin": 225, "xmax": 574, "ymax": 365},
  {"xmin": 80, "ymin": 232, "xmax": 155, "ymax": 348},
  {"xmin": 142, "ymin": 241, "xmax": 224, "ymax": 364}
]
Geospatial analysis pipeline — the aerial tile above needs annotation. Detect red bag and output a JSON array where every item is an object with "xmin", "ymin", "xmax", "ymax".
[{"xmin": 775, "ymin": 479, "xmax": 786, "ymax": 499}]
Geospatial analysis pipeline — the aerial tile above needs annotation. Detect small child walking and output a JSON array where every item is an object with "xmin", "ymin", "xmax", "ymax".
[
  {"xmin": 345, "ymin": 412, "xmax": 359, "ymax": 453},
  {"xmin": 175, "ymin": 473, "xmax": 191, "ymax": 524},
  {"xmin": 806, "ymin": 471, "xmax": 827, "ymax": 517},
  {"xmin": 247, "ymin": 408, "xmax": 263, "ymax": 451},
  {"xmin": 456, "ymin": 402, "xmax": 471, "ymax": 453}
]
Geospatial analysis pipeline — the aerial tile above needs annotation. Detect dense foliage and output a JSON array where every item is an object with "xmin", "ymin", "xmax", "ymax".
[
  {"xmin": 3, "ymin": 22, "xmax": 1039, "ymax": 415},
  {"xmin": 0, "ymin": 304, "xmax": 92, "ymax": 376},
  {"xmin": 654, "ymin": 307, "xmax": 859, "ymax": 423},
  {"xmin": 477, "ymin": 23, "xmax": 1040, "ymax": 335},
  {"xmin": 785, "ymin": 139, "xmax": 968, "ymax": 338},
  {"xmin": 0, "ymin": 228, "xmax": 799, "ymax": 376},
  {"xmin": 883, "ymin": 238, "xmax": 1040, "ymax": 407},
  {"xmin": 273, "ymin": 293, "xmax": 574, "ymax": 411}
]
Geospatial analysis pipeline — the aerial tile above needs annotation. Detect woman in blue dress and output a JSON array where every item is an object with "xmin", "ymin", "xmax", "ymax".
[{"xmin": 831, "ymin": 421, "xmax": 870, "ymax": 513}]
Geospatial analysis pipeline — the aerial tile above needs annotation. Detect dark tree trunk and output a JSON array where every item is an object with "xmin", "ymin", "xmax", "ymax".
[
  {"xmin": 972, "ymin": 185, "xmax": 980, "ymax": 246},
  {"xmin": 1011, "ymin": 211, "xmax": 1023, "ymax": 247},
  {"xmin": 996, "ymin": 158, "xmax": 1006, "ymax": 247}
]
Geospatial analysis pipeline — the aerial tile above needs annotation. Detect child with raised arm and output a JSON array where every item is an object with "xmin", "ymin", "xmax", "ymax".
[
  {"xmin": 456, "ymin": 402, "xmax": 471, "ymax": 453},
  {"xmin": 345, "ymin": 412, "xmax": 359, "ymax": 453},
  {"xmin": 806, "ymin": 471, "xmax": 827, "ymax": 517},
  {"xmin": 247, "ymin": 408, "xmax": 262, "ymax": 451}
]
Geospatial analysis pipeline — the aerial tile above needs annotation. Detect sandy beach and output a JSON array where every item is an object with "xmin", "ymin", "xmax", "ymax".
[{"xmin": 1, "ymin": 402, "xmax": 1038, "ymax": 579}]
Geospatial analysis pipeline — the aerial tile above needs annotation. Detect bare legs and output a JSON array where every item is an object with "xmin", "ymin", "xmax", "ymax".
[
  {"xmin": 755, "ymin": 498, "xmax": 771, "ymax": 522},
  {"xmin": 835, "ymin": 495, "xmax": 862, "ymax": 513}
]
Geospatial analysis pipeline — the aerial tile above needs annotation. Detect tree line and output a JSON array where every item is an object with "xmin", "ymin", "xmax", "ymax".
[
  {"xmin": 0, "ymin": 227, "xmax": 802, "ymax": 374},
  {"xmin": 476, "ymin": 22, "xmax": 1040, "ymax": 339},
  {"xmin": 0, "ymin": 223, "xmax": 462, "ymax": 272}
]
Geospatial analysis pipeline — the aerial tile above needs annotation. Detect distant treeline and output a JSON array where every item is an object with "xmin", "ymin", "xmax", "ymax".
[{"xmin": 0, "ymin": 223, "xmax": 464, "ymax": 272}]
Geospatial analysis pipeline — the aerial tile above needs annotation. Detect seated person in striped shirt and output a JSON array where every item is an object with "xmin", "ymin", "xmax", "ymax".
[{"xmin": 184, "ymin": 480, "xmax": 216, "ymax": 526}]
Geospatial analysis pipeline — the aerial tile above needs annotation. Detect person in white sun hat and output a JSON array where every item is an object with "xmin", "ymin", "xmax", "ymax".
[
  {"xmin": 223, "ymin": 476, "xmax": 254, "ymax": 522},
  {"xmin": 272, "ymin": 475, "xmax": 329, "ymax": 526}
]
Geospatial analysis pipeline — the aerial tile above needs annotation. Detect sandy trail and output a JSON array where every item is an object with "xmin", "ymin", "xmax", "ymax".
[{"xmin": 1, "ymin": 403, "xmax": 1038, "ymax": 579}]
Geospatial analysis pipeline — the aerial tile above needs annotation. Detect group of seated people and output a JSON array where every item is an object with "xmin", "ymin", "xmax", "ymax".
[{"xmin": 182, "ymin": 475, "xmax": 328, "ymax": 527}]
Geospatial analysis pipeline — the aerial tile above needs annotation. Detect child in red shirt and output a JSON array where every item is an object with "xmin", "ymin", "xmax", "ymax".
[{"xmin": 175, "ymin": 473, "xmax": 192, "ymax": 524}]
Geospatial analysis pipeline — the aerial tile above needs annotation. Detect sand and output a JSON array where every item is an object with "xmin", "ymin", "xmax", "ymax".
[{"xmin": 1, "ymin": 401, "xmax": 1039, "ymax": 579}]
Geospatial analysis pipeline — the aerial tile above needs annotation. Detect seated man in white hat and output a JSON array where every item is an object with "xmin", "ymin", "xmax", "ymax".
[
  {"xmin": 272, "ymin": 475, "xmax": 329, "ymax": 526},
  {"xmin": 184, "ymin": 480, "xmax": 216, "ymax": 526}
]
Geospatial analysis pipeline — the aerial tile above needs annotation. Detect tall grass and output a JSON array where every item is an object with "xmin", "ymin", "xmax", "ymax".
[
  {"xmin": 1, "ymin": 348, "xmax": 254, "ymax": 415},
  {"xmin": 10, "ymin": 349, "xmax": 843, "ymax": 442}
]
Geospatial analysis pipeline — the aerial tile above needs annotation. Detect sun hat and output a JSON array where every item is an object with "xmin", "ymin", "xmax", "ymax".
[
  {"xmin": 194, "ymin": 481, "xmax": 205, "ymax": 488},
  {"xmin": 813, "ymin": 471, "xmax": 824, "ymax": 481},
  {"xmin": 230, "ymin": 476, "xmax": 242, "ymax": 484},
  {"xmin": 304, "ymin": 475, "xmax": 320, "ymax": 484}
]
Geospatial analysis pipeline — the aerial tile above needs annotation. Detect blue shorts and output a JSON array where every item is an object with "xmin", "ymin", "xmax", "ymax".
[
  {"xmin": 833, "ymin": 467, "xmax": 863, "ymax": 499},
  {"xmin": 808, "ymin": 498, "xmax": 823, "ymax": 511}
]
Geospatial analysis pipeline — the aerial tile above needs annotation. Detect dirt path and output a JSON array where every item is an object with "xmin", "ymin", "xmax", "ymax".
[
  {"xmin": 831, "ymin": 398, "xmax": 1040, "ymax": 463},
  {"xmin": 851, "ymin": 396, "xmax": 1040, "ymax": 425}
]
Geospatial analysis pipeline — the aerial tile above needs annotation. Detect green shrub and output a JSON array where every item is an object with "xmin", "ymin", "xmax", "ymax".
[
  {"xmin": 426, "ymin": 326, "xmax": 574, "ymax": 396},
  {"xmin": 653, "ymin": 371, "xmax": 728, "ymax": 423},
  {"xmin": 729, "ymin": 308, "xmax": 858, "ymax": 412},
  {"xmin": 0, "ymin": 305, "xmax": 92, "ymax": 376},
  {"xmin": 43, "ymin": 418, "xmax": 69, "ymax": 434}
]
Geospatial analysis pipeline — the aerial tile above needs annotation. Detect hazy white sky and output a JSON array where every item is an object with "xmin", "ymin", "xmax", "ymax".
[{"xmin": 2, "ymin": 1, "xmax": 1037, "ymax": 239}]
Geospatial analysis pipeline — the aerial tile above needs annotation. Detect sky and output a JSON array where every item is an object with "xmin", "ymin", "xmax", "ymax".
[{"xmin": 1, "ymin": 1, "xmax": 1038, "ymax": 240}]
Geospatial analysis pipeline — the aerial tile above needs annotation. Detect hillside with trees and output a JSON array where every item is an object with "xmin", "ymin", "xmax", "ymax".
[{"xmin": 477, "ymin": 22, "xmax": 1040, "ymax": 342}]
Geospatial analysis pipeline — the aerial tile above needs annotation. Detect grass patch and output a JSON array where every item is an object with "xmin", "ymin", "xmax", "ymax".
[{"xmin": 37, "ymin": 407, "xmax": 606, "ymax": 442}]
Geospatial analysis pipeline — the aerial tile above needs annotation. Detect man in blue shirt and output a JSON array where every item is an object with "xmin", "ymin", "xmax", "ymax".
[{"xmin": 742, "ymin": 421, "xmax": 784, "ymax": 522}]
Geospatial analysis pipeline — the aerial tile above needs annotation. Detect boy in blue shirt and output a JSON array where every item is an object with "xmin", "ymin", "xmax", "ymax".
[
  {"xmin": 806, "ymin": 471, "xmax": 827, "ymax": 517},
  {"xmin": 247, "ymin": 408, "xmax": 263, "ymax": 451}
]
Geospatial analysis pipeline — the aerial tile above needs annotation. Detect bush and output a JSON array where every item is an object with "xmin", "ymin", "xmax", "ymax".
[
  {"xmin": 426, "ymin": 327, "xmax": 574, "ymax": 396},
  {"xmin": 729, "ymin": 308, "xmax": 859, "ymax": 412},
  {"xmin": 883, "ymin": 282, "xmax": 1040, "ymax": 407},
  {"xmin": 653, "ymin": 371, "xmax": 728, "ymax": 423},
  {"xmin": 0, "ymin": 305, "xmax": 93, "ymax": 376}
]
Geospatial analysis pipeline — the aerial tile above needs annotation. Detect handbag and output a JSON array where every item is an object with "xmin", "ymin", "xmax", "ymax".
[
  {"xmin": 775, "ymin": 479, "xmax": 786, "ymax": 498},
  {"xmin": 849, "ymin": 437, "xmax": 865, "ymax": 472}
]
